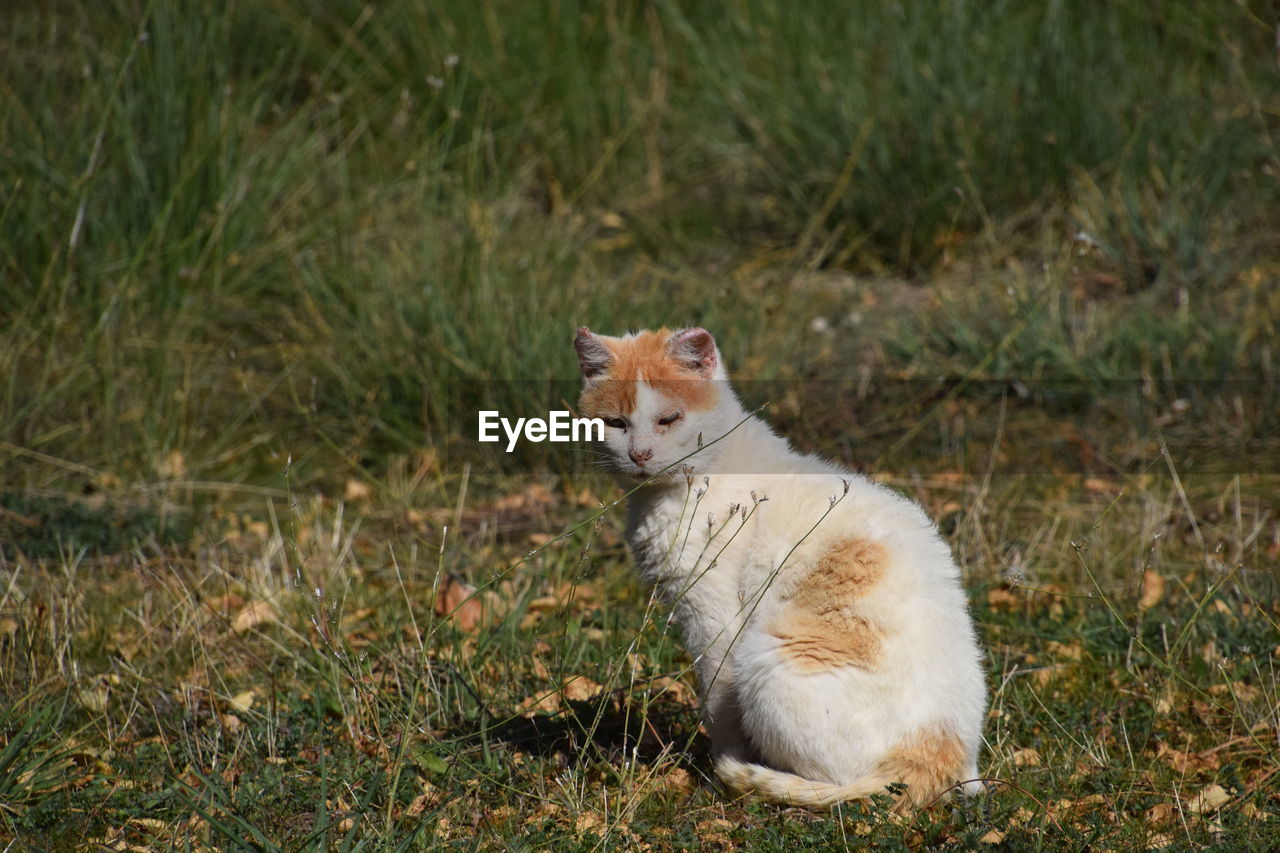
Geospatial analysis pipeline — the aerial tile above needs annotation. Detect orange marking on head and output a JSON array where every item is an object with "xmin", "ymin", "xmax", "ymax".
[
  {"xmin": 578, "ymin": 328, "xmax": 718, "ymax": 417},
  {"xmin": 874, "ymin": 725, "xmax": 968, "ymax": 808}
]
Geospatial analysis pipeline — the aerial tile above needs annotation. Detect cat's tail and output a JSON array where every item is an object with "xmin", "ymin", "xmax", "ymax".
[{"xmin": 714, "ymin": 757, "xmax": 899, "ymax": 809}]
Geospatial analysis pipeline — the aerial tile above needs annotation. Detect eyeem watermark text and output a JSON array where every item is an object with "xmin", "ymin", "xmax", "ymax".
[{"xmin": 478, "ymin": 410, "xmax": 604, "ymax": 452}]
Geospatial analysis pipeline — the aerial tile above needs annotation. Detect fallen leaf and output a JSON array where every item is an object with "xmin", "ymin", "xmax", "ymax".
[
  {"xmin": 563, "ymin": 675, "xmax": 603, "ymax": 702},
  {"xmin": 1012, "ymin": 747, "xmax": 1042, "ymax": 767},
  {"xmin": 1208, "ymin": 681, "xmax": 1261, "ymax": 702},
  {"xmin": 344, "ymin": 479, "xmax": 373, "ymax": 502},
  {"xmin": 76, "ymin": 684, "xmax": 109, "ymax": 713},
  {"xmin": 1138, "ymin": 570, "xmax": 1165, "ymax": 610},
  {"xmin": 650, "ymin": 676, "xmax": 696, "ymax": 706},
  {"xmin": 575, "ymin": 812, "xmax": 603, "ymax": 834},
  {"xmin": 492, "ymin": 483, "xmax": 552, "ymax": 512},
  {"xmin": 404, "ymin": 787, "xmax": 437, "ymax": 818},
  {"xmin": 518, "ymin": 691, "xmax": 561, "ymax": 714},
  {"xmin": 232, "ymin": 600, "xmax": 279, "ymax": 633},
  {"xmin": 1032, "ymin": 664, "xmax": 1072, "ymax": 686},
  {"xmin": 980, "ymin": 828, "xmax": 1005, "ymax": 844},
  {"xmin": 1083, "ymin": 477, "xmax": 1113, "ymax": 494},
  {"xmin": 228, "ymin": 689, "xmax": 255, "ymax": 714},
  {"xmin": 1046, "ymin": 640, "xmax": 1083, "ymax": 661},
  {"xmin": 695, "ymin": 818, "xmax": 735, "ymax": 845},
  {"xmin": 433, "ymin": 575, "xmax": 484, "ymax": 631},
  {"xmin": 663, "ymin": 767, "xmax": 695, "ymax": 791},
  {"xmin": 526, "ymin": 596, "xmax": 560, "ymax": 613},
  {"xmin": 986, "ymin": 587, "xmax": 1020, "ymax": 609},
  {"xmin": 1156, "ymin": 742, "xmax": 1216, "ymax": 774},
  {"xmin": 159, "ymin": 450, "xmax": 187, "ymax": 479},
  {"xmin": 1187, "ymin": 784, "xmax": 1231, "ymax": 814}
]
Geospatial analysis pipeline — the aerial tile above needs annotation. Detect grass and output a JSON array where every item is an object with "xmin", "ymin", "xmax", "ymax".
[{"xmin": 1, "ymin": 0, "xmax": 1278, "ymax": 849}]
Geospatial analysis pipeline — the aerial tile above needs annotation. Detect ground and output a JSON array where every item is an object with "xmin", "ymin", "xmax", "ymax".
[{"xmin": 1, "ymin": 1, "xmax": 1278, "ymax": 850}]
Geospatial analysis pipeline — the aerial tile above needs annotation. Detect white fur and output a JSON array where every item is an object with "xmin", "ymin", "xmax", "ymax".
[{"xmin": 581, "ymin": 329, "xmax": 987, "ymax": 806}]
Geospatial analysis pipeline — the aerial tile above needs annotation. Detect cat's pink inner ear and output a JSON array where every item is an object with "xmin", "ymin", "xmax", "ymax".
[
  {"xmin": 574, "ymin": 326, "xmax": 612, "ymax": 378},
  {"xmin": 669, "ymin": 327, "xmax": 717, "ymax": 377}
]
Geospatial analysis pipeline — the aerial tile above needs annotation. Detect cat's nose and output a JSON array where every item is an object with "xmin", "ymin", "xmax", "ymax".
[{"xmin": 629, "ymin": 448, "xmax": 653, "ymax": 465}]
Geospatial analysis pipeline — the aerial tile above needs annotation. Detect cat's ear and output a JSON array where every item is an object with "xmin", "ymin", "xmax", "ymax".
[
  {"xmin": 668, "ymin": 327, "xmax": 718, "ymax": 377},
  {"xmin": 574, "ymin": 327, "xmax": 612, "ymax": 379}
]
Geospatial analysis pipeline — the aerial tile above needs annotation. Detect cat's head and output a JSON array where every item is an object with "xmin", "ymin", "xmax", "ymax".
[{"xmin": 574, "ymin": 327, "xmax": 737, "ymax": 481}]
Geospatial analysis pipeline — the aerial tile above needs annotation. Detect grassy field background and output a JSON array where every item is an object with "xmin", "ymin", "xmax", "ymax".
[{"xmin": 2, "ymin": 0, "xmax": 1279, "ymax": 849}]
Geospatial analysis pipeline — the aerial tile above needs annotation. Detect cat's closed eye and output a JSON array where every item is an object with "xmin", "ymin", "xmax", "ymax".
[
  {"xmin": 657, "ymin": 412, "xmax": 683, "ymax": 426},
  {"xmin": 603, "ymin": 416, "xmax": 627, "ymax": 430}
]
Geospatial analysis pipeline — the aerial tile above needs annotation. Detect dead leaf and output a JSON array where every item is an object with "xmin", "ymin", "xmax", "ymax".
[
  {"xmin": 232, "ymin": 600, "xmax": 279, "ymax": 633},
  {"xmin": 563, "ymin": 675, "xmax": 603, "ymax": 702},
  {"xmin": 575, "ymin": 812, "xmax": 603, "ymax": 834},
  {"xmin": 404, "ymin": 785, "xmax": 438, "ymax": 817},
  {"xmin": 1240, "ymin": 802, "xmax": 1266, "ymax": 821},
  {"xmin": 527, "ymin": 596, "xmax": 560, "ymax": 613},
  {"xmin": 158, "ymin": 450, "xmax": 187, "ymax": 479},
  {"xmin": 1046, "ymin": 640, "xmax": 1083, "ymax": 661},
  {"xmin": 344, "ymin": 479, "xmax": 373, "ymax": 502},
  {"xmin": 1139, "ymin": 570, "xmax": 1165, "ymax": 610},
  {"xmin": 1012, "ymin": 747, "xmax": 1042, "ymax": 767},
  {"xmin": 663, "ymin": 767, "xmax": 695, "ymax": 791},
  {"xmin": 695, "ymin": 818, "xmax": 734, "ymax": 845},
  {"xmin": 1208, "ymin": 681, "xmax": 1261, "ymax": 702},
  {"xmin": 987, "ymin": 586, "xmax": 1020, "ymax": 610},
  {"xmin": 980, "ymin": 828, "xmax": 1005, "ymax": 844},
  {"xmin": 433, "ymin": 575, "xmax": 484, "ymax": 631},
  {"xmin": 76, "ymin": 684, "xmax": 109, "ymax": 713},
  {"xmin": 1187, "ymin": 783, "xmax": 1231, "ymax": 814},
  {"xmin": 650, "ymin": 676, "xmax": 695, "ymax": 706},
  {"xmin": 228, "ymin": 689, "xmax": 255, "ymax": 714},
  {"xmin": 493, "ymin": 483, "xmax": 552, "ymax": 512},
  {"xmin": 1083, "ymin": 476, "xmax": 1113, "ymax": 494},
  {"xmin": 518, "ymin": 691, "xmax": 561, "ymax": 714},
  {"xmin": 1032, "ymin": 664, "xmax": 1072, "ymax": 686}
]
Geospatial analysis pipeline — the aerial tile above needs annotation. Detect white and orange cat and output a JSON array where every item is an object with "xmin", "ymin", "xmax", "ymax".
[{"xmin": 574, "ymin": 326, "xmax": 986, "ymax": 809}]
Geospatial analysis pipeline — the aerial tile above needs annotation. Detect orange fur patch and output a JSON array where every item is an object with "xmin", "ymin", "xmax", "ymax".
[
  {"xmin": 578, "ymin": 328, "xmax": 717, "ymax": 417},
  {"xmin": 875, "ymin": 725, "xmax": 968, "ymax": 808},
  {"xmin": 770, "ymin": 612, "xmax": 881, "ymax": 672},
  {"xmin": 788, "ymin": 538, "xmax": 886, "ymax": 608},
  {"xmin": 770, "ymin": 538, "xmax": 887, "ymax": 672}
]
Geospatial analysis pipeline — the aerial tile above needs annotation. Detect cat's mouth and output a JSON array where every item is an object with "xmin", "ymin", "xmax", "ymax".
[{"xmin": 630, "ymin": 465, "xmax": 681, "ymax": 483}]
